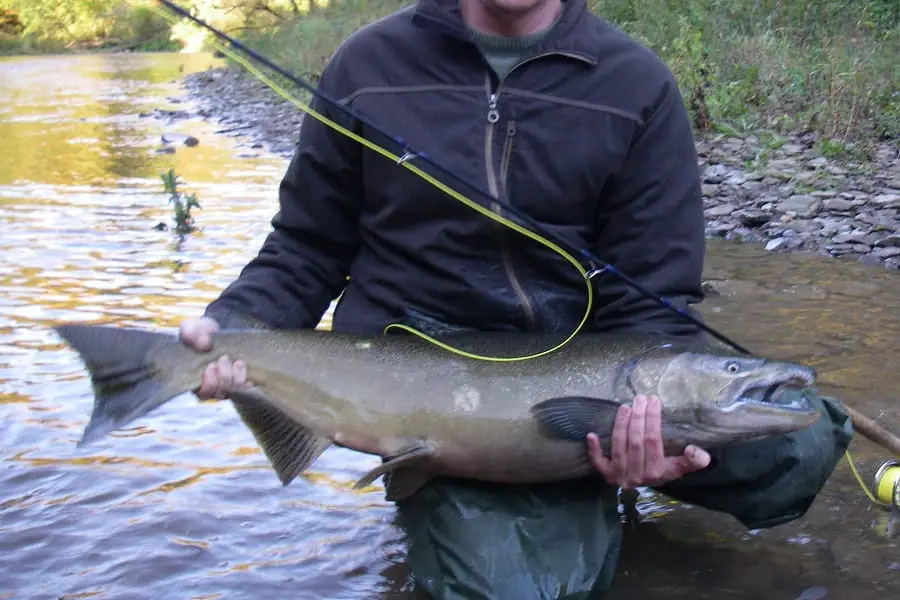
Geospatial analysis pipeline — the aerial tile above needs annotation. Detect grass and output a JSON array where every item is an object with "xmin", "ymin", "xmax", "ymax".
[
  {"xmin": 230, "ymin": 0, "xmax": 899, "ymax": 145},
  {"xmin": 598, "ymin": 0, "xmax": 900, "ymax": 144},
  {"xmin": 237, "ymin": 0, "xmax": 410, "ymax": 87}
]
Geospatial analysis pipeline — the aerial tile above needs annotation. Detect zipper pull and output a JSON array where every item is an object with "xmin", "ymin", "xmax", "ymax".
[
  {"xmin": 507, "ymin": 121, "xmax": 517, "ymax": 136},
  {"xmin": 487, "ymin": 94, "xmax": 499, "ymax": 124}
]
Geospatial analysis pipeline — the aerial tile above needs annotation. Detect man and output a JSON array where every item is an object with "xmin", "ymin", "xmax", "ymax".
[{"xmin": 179, "ymin": 0, "xmax": 854, "ymax": 597}]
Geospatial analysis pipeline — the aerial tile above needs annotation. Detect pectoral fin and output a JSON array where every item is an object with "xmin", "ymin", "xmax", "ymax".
[
  {"xmin": 530, "ymin": 396, "xmax": 623, "ymax": 441},
  {"xmin": 353, "ymin": 441, "xmax": 435, "ymax": 496},
  {"xmin": 228, "ymin": 387, "xmax": 331, "ymax": 486}
]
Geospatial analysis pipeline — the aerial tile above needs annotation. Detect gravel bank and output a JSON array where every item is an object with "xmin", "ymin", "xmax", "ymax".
[{"xmin": 174, "ymin": 67, "xmax": 900, "ymax": 271}]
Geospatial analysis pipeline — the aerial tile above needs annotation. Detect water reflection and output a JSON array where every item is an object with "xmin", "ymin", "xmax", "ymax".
[{"xmin": 1, "ymin": 53, "xmax": 898, "ymax": 599}]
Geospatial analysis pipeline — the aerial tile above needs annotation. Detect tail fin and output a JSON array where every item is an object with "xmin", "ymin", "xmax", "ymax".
[{"xmin": 54, "ymin": 324, "xmax": 188, "ymax": 447}]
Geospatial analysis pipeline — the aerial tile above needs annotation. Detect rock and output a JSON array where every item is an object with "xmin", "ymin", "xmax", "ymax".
[
  {"xmin": 873, "ymin": 247, "xmax": 900, "ymax": 259},
  {"xmin": 706, "ymin": 204, "xmax": 738, "ymax": 217},
  {"xmin": 738, "ymin": 230, "xmax": 768, "ymax": 244},
  {"xmin": 871, "ymin": 193, "xmax": 900, "ymax": 208},
  {"xmin": 766, "ymin": 238, "xmax": 787, "ymax": 251},
  {"xmin": 795, "ymin": 585, "xmax": 828, "ymax": 600},
  {"xmin": 739, "ymin": 210, "xmax": 771, "ymax": 228},
  {"xmin": 856, "ymin": 212, "xmax": 897, "ymax": 229},
  {"xmin": 725, "ymin": 173, "xmax": 748, "ymax": 186},
  {"xmin": 161, "ymin": 132, "xmax": 199, "ymax": 147},
  {"xmin": 701, "ymin": 184, "xmax": 720, "ymax": 197},
  {"xmin": 706, "ymin": 222, "xmax": 736, "ymax": 237},
  {"xmin": 832, "ymin": 231, "xmax": 871, "ymax": 245},
  {"xmin": 701, "ymin": 281, "xmax": 720, "ymax": 296},
  {"xmin": 808, "ymin": 157, "xmax": 829, "ymax": 169},
  {"xmin": 784, "ymin": 219, "xmax": 822, "ymax": 233},
  {"xmin": 875, "ymin": 235, "xmax": 900, "ymax": 248},
  {"xmin": 823, "ymin": 198, "xmax": 854, "ymax": 211},
  {"xmin": 858, "ymin": 254, "xmax": 884, "ymax": 266},
  {"xmin": 781, "ymin": 143, "xmax": 805, "ymax": 155},
  {"xmin": 777, "ymin": 195, "xmax": 822, "ymax": 218},
  {"xmin": 703, "ymin": 164, "xmax": 729, "ymax": 184},
  {"xmin": 784, "ymin": 236, "xmax": 806, "ymax": 249},
  {"xmin": 826, "ymin": 243, "xmax": 868, "ymax": 256}
]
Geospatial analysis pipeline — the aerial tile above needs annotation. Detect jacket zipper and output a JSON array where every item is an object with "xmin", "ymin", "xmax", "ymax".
[
  {"xmin": 495, "ymin": 119, "xmax": 533, "ymax": 326},
  {"xmin": 482, "ymin": 52, "xmax": 586, "ymax": 329},
  {"xmin": 484, "ymin": 82, "xmax": 536, "ymax": 328}
]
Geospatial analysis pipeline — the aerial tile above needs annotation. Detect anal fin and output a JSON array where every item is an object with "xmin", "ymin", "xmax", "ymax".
[
  {"xmin": 228, "ymin": 387, "xmax": 331, "ymax": 486},
  {"xmin": 530, "ymin": 396, "xmax": 623, "ymax": 441},
  {"xmin": 383, "ymin": 468, "xmax": 434, "ymax": 502},
  {"xmin": 353, "ymin": 441, "xmax": 434, "ymax": 499}
]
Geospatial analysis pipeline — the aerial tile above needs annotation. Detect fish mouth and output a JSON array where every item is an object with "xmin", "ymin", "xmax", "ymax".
[{"xmin": 733, "ymin": 373, "xmax": 815, "ymax": 412}]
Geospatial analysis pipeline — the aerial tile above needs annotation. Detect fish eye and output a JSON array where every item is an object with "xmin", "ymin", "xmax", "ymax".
[{"xmin": 725, "ymin": 361, "xmax": 741, "ymax": 374}]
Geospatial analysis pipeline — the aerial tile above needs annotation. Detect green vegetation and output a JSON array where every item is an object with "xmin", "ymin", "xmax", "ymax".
[
  {"xmin": 160, "ymin": 168, "xmax": 200, "ymax": 234},
  {"xmin": 241, "ymin": 0, "xmax": 900, "ymax": 142},
  {"xmin": 0, "ymin": 1, "xmax": 177, "ymax": 53},
  {"xmin": 1, "ymin": 0, "xmax": 896, "ymax": 142},
  {"xmin": 593, "ymin": 0, "xmax": 899, "ymax": 143},
  {"xmin": 0, "ymin": 0, "xmax": 325, "ymax": 54}
]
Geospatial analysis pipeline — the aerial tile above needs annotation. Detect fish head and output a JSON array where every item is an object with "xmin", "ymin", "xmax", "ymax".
[{"xmin": 616, "ymin": 344, "xmax": 820, "ymax": 441}]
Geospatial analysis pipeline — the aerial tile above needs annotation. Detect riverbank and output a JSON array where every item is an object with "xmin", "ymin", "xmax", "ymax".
[{"xmin": 176, "ymin": 66, "xmax": 900, "ymax": 271}]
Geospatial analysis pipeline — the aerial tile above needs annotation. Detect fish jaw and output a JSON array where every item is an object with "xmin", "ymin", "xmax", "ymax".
[{"xmin": 690, "ymin": 378, "xmax": 822, "ymax": 445}]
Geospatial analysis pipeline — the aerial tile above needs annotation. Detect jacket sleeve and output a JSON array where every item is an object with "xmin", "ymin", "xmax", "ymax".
[
  {"xmin": 590, "ymin": 73, "xmax": 706, "ymax": 338},
  {"xmin": 204, "ymin": 63, "xmax": 363, "ymax": 330}
]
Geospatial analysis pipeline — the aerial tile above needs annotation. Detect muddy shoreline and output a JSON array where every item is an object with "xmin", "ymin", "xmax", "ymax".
[{"xmin": 171, "ymin": 66, "xmax": 900, "ymax": 271}]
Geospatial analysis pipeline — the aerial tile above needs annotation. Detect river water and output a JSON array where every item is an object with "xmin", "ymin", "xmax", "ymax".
[{"xmin": 1, "ymin": 53, "xmax": 898, "ymax": 600}]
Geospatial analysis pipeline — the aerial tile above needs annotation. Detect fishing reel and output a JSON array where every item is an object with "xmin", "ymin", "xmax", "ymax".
[{"xmin": 873, "ymin": 460, "xmax": 900, "ymax": 510}]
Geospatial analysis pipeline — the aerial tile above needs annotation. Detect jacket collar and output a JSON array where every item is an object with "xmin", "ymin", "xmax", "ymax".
[{"xmin": 411, "ymin": 0, "xmax": 599, "ymax": 64}]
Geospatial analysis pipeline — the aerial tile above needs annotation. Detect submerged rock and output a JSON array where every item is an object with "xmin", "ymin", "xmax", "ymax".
[{"xmin": 161, "ymin": 132, "xmax": 200, "ymax": 147}]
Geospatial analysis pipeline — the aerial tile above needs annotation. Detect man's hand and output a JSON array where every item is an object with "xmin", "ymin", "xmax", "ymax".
[
  {"xmin": 587, "ymin": 395, "xmax": 711, "ymax": 489},
  {"xmin": 179, "ymin": 316, "xmax": 248, "ymax": 399}
]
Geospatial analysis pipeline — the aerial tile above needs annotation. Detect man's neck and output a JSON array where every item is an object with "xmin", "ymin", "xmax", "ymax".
[{"xmin": 459, "ymin": 0, "xmax": 562, "ymax": 37}]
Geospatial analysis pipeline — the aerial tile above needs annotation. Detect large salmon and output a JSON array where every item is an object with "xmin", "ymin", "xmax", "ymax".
[{"xmin": 53, "ymin": 324, "xmax": 819, "ymax": 500}]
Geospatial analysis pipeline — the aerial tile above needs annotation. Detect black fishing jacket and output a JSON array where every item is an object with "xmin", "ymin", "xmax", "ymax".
[{"xmin": 205, "ymin": 0, "xmax": 707, "ymax": 338}]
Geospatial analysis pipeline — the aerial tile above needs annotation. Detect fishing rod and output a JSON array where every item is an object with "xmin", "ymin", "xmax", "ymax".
[{"xmin": 152, "ymin": 0, "xmax": 752, "ymax": 356}]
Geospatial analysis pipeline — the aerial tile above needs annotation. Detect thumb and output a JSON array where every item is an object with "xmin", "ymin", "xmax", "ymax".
[
  {"xmin": 673, "ymin": 445, "xmax": 711, "ymax": 475},
  {"xmin": 179, "ymin": 317, "xmax": 219, "ymax": 352}
]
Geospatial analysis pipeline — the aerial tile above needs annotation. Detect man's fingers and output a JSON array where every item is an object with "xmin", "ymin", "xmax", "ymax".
[
  {"xmin": 643, "ymin": 396, "xmax": 664, "ymax": 462},
  {"xmin": 586, "ymin": 433, "xmax": 618, "ymax": 483},
  {"xmin": 625, "ymin": 395, "xmax": 647, "ymax": 487},
  {"xmin": 671, "ymin": 445, "xmax": 712, "ymax": 476},
  {"xmin": 179, "ymin": 317, "xmax": 219, "ymax": 352},
  {"xmin": 215, "ymin": 355, "xmax": 234, "ymax": 396},
  {"xmin": 233, "ymin": 359, "xmax": 248, "ymax": 387},
  {"xmin": 197, "ymin": 361, "xmax": 219, "ymax": 399},
  {"xmin": 610, "ymin": 404, "xmax": 631, "ymax": 485}
]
